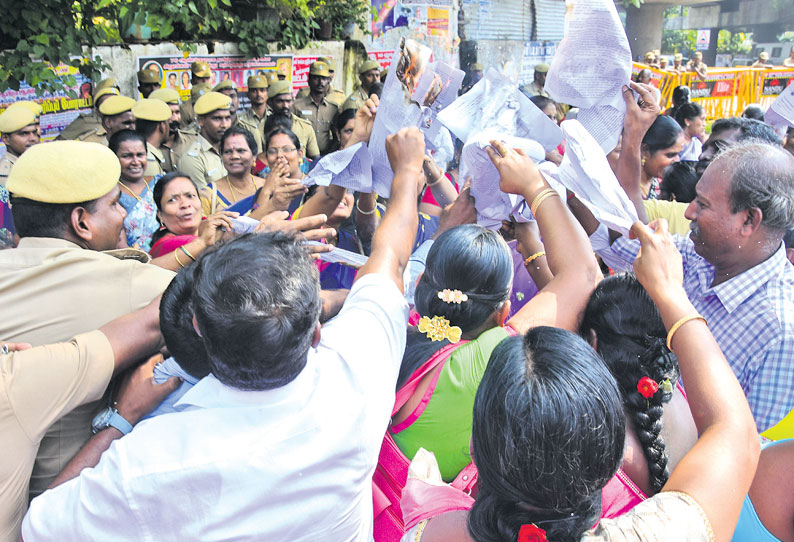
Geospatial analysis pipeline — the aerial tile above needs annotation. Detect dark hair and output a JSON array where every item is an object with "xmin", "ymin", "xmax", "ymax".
[
  {"xmin": 10, "ymin": 197, "xmax": 97, "ymax": 238},
  {"xmin": 150, "ymin": 171, "xmax": 199, "ymax": 244},
  {"xmin": 192, "ymin": 232, "xmax": 321, "ymax": 390},
  {"xmin": 742, "ymin": 104, "xmax": 765, "ymax": 121},
  {"xmin": 580, "ymin": 274, "xmax": 680, "ymax": 493},
  {"xmin": 710, "ymin": 117, "xmax": 781, "ymax": 146},
  {"xmin": 529, "ymin": 95, "xmax": 555, "ymax": 112},
  {"xmin": 108, "ymin": 129, "xmax": 147, "ymax": 155},
  {"xmin": 660, "ymin": 161, "xmax": 697, "ymax": 203},
  {"xmin": 784, "ymin": 229, "xmax": 794, "ymax": 249},
  {"xmin": 469, "ymin": 327, "xmax": 625, "ymax": 542},
  {"xmin": 671, "ymin": 86, "xmax": 690, "ymax": 108},
  {"xmin": 135, "ymin": 118, "xmax": 163, "ymax": 139},
  {"xmin": 220, "ymin": 125, "xmax": 258, "ymax": 156},
  {"xmin": 264, "ymin": 127, "xmax": 301, "ymax": 153},
  {"xmin": 369, "ymin": 81, "xmax": 384, "ymax": 98},
  {"xmin": 673, "ymin": 102, "xmax": 703, "ymax": 130},
  {"xmin": 261, "ymin": 114, "xmax": 292, "ymax": 138},
  {"xmin": 334, "ymin": 108, "xmax": 356, "ymax": 133},
  {"xmin": 642, "ymin": 115, "xmax": 682, "ymax": 153},
  {"xmin": 159, "ymin": 264, "xmax": 211, "ymax": 379},
  {"xmin": 633, "ymin": 68, "xmax": 651, "ymax": 83}
]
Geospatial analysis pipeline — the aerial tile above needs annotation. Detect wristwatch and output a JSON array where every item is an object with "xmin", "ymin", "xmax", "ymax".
[{"xmin": 91, "ymin": 407, "xmax": 133, "ymax": 436}]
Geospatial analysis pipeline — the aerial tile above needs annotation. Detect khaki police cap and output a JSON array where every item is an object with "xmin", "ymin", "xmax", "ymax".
[
  {"xmin": 644, "ymin": 51, "xmax": 655, "ymax": 60},
  {"xmin": 190, "ymin": 82, "xmax": 212, "ymax": 104},
  {"xmin": 93, "ymin": 86, "xmax": 120, "ymax": 102},
  {"xmin": 264, "ymin": 71, "xmax": 279, "ymax": 85},
  {"xmin": 191, "ymin": 61, "xmax": 212, "ymax": 77},
  {"xmin": 535, "ymin": 63, "xmax": 550, "ymax": 73},
  {"xmin": 0, "ymin": 107, "xmax": 36, "ymax": 134},
  {"xmin": 132, "ymin": 99, "xmax": 171, "ymax": 122},
  {"xmin": 674, "ymin": 53, "xmax": 683, "ymax": 61},
  {"xmin": 267, "ymin": 80, "xmax": 292, "ymax": 98},
  {"xmin": 212, "ymin": 80, "xmax": 237, "ymax": 92},
  {"xmin": 99, "ymin": 95, "xmax": 136, "ymax": 116},
  {"xmin": 247, "ymin": 75, "xmax": 268, "ymax": 89},
  {"xmin": 137, "ymin": 67, "xmax": 161, "ymax": 84},
  {"xmin": 149, "ymin": 88, "xmax": 180, "ymax": 104},
  {"xmin": 341, "ymin": 96, "xmax": 359, "ymax": 112},
  {"xmin": 96, "ymin": 78, "xmax": 118, "ymax": 91},
  {"xmin": 359, "ymin": 59, "xmax": 380, "ymax": 74},
  {"xmin": 316, "ymin": 57, "xmax": 335, "ymax": 72},
  {"xmin": 760, "ymin": 52, "xmax": 770, "ymax": 60},
  {"xmin": 7, "ymin": 141, "xmax": 120, "ymax": 204},
  {"xmin": 7, "ymin": 100, "xmax": 42, "ymax": 117},
  {"xmin": 309, "ymin": 61, "xmax": 332, "ymax": 78},
  {"xmin": 194, "ymin": 92, "xmax": 232, "ymax": 115}
]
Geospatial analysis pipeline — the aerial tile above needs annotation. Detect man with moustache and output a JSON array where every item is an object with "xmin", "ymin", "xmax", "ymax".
[
  {"xmin": 264, "ymin": 81, "xmax": 320, "ymax": 160},
  {"xmin": 148, "ymin": 88, "xmax": 197, "ymax": 171}
]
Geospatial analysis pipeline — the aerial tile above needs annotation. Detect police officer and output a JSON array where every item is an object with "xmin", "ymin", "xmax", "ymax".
[
  {"xmin": 181, "ymin": 82, "xmax": 211, "ymax": 133},
  {"xmin": 262, "ymin": 80, "xmax": 320, "ymax": 160},
  {"xmin": 295, "ymin": 57, "xmax": 346, "ymax": 107},
  {"xmin": 347, "ymin": 59, "xmax": 381, "ymax": 104},
  {"xmin": 149, "ymin": 88, "xmax": 197, "ymax": 171},
  {"xmin": 521, "ymin": 63, "xmax": 550, "ymax": 98},
  {"xmin": 137, "ymin": 67, "xmax": 162, "ymax": 98},
  {"xmin": 238, "ymin": 75, "xmax": 269, "ymax": 140},
  {"xmin": 213, "ymin": 79, "xmax": 263, "ymax": 154},
  {"xmin": 78, "ymin": 95, "xmax": 136, "ymax": 146},
  {"xmin": 133, "ymin": 99, "xmax": 172, "ymax": 177},
  {"xmin": 293, "ymin": 61, "xmax": 339, "ymax": 156},
  {"xmin": 0, "ymin": 106, "xmax": 40, "ymax": 184},
  {"xmin": 180, "ymin": 61, "xmax": 213, "ymax": 128},
  {"xmin": 178, "ymin": 91, "xmax": 232, "ymax": 189},
  {"xmin": 57, "ymin": 79, "xmax": 119, "ymax": 141}
]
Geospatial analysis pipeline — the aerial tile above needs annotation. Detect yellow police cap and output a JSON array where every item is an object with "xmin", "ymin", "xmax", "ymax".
[
  {"xmin": 7, "ymin": 141, "xmax": 120, "ymax": 204},
  {"xmin": 132, "ymin": 99, "xmax": 171, "ymax": 122},
  {"xmin": 674, "ymin": 53, "xmax": 683, "ymax": 61},
  {"xmin": 359, "ymin": 59, "xmax": 380, "ymax": 74},
  {"xmin": 268, "ymin": 81, "xmax": 292, "ymax": 98},
  {"xmin": 0, "ymin": 107, "xmax": 36, "ymax": 134},
  {"xmin": 190, "ymin": 83, "xmax": 212, "ymax": 104},
  {"xmin": 644, "ymin": 51, "xmax": 655, "ymax": 60},
  {"xmin": 535, "ymin": 63, "xmax": 550, "ymax": 73},
  {"xmin": 191, "ymin": 61, "xmax": 212, "ymax": 77},
  {"xmin": 194, "ymin": 92, "xmax": 232, "ymax": 115},
  {"xmin": 316, "ymin": 57, "xmax": 335, "ymax": 72},
  {"xmin": 309, "ymin": 61, "xmax": 332, "ymax": 78},
  {"xmin": 247, "ymin": 75, "xmax": 268, "ymax": 89},
  {"xmin": 212, "ymin": 80, "xmax": 237, "ymax": 92},
  {"xmin": 760, "ymin": 51, "xmax": 770, "ymax": 60},
  {"xmin": 137, "ymin": 67, "xmax": 161, "ymax": 84},
  {"xmin": 96, "ymin": 78, "xmax": 118, "ymax": 91},
  {"xmin": 149, "ymin": 88, "xmax": 180, "ymax": 104},
  {"xmin": 264, "ymin": 72, "xmax": 279, "ymax": 85},
  {"xmin": 341, "ymin": 95, "xmax": 359, "ymax": 112},
  {"xmin": 7, "ymin": 100, "xmax": 42, "ymax": 117},
  {"xmin": 99, "ymin": 95, "xmax": 136, "ymax": 116},
  {"xmin": 93, "ymin": 86, "xmax": 120, "ymax": 102}
]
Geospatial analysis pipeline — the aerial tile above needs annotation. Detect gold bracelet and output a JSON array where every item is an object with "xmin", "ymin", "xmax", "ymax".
[
  {"xmin": 524, "ymin": 251, "xmax": 546, "ymax": 267},
  {"xmin": 179, "ymin": 245, "xmax": 196, "ymax": 261},
  {"xmin": 174, "ymin": 249, "xmax": 186, "ymax": 269},
  {"xmin": 530, "ymin": 189, "xmax": 560, "ymax": 216},
  {"xmin": 356, "ymin": 201, "xmax": 376, "ymax": 215},
  {"xmin": 666, "ymin": 314, "xmax": 707, "ymax": 350}
]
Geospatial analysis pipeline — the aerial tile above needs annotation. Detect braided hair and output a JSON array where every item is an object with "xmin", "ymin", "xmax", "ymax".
[{"xmin": 579, "ymin": 274, "xmax": 680, "ymax": 493}]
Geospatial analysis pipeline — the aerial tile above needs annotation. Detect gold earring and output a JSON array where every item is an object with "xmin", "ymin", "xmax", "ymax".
[{"xmin": 641, "ymin": 156, "xmax": 646, "ymax": 167}]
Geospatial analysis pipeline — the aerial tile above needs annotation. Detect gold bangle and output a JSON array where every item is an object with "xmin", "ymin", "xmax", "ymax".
[
  {"xmin": 524, "ymin": 251, "xmax": 546, "ymax": 266},
  {"xmin": 666, "ymin": 314, "xmax": 707, "ymax": 351},
  {"xmin": 356, "ymin": 201, "xmax": 376, "ymax": 215},
  {"xmin": 530, "ymin": 189, "xmax": 560, "ymax": 216},
  {"xmin": 179, "ymin": 245, "xmax": 196, "ymax": 261},
  {"xmin": 174, "ymin": 249, "xmax": 186, "ymax": 269}
]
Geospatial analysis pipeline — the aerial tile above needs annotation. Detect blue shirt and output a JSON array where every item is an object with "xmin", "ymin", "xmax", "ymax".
[{"xmin": 607, "ymin": 234, "xmax": 794, "ymax": 431}]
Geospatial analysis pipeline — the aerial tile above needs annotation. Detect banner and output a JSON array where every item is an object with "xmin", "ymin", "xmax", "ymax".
[
  {"xmin": 368, "ymin": 50, "xmax": 396, "ymax": 72},
  {"xmin": 291, "ymin": 55, "xmax": 339, "ymax": 96},
  {"xmin": 760, "ymin": 70, "xmax": 794, "ymax": 97},
  {"xmin": 688, "ymin": 71, "xmax": 738, "ymax": 98}
]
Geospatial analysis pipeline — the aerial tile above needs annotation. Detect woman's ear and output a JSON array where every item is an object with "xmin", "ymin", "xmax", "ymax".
[{"xmin": 587, "ymin": 328, "xmax": 598, "ymax": 350}]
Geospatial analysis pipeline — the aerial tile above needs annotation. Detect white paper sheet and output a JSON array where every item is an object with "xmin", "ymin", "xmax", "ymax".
[
  {"xmin": 765, "ymin": 82, "xmax": 794, "ymax": 129},
  {"xmin": 437, "ymin": 68, "xmax": 563, "ymax": 152},
  {"xmin": 556, "ymin": 120, "xmax": 638, "ymax": 236},
  {"xmin": 303, "ymin": 142, "xmax": 374, "ymax": 193},
  {"xmin": 231, "ymin": 215, "xmax": 260, "ymax": 234},
  {"xmin": 305, "ymin": 241, "xmax": 369, "ymax": 268},
  {"xmin": 544, "ymin": 0, "xmax": 632, "ymax": 152}
]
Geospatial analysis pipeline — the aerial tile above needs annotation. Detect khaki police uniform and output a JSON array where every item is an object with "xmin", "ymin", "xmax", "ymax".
[
  {"xmin": 144, "ymin": 145, "xmax": 166, "ymax": 177},
  {"xmin": 293, "ymin": 94, "xmax": 338, "ymax": 156},
  {"xmin": 180, "ymin": 99, "xmax": 196, "ymax": 129},
  {"xmin": 286, "ymin": 114, "xmax": 320, "ymax": 160},
  {"xmin": 56, "ymin": 112, "xmax": 102, "ymax": 141},
  {"xmin": 162, "ymin": 129, "xmax": 198, "ymax": 172},
  {"xmin": 347, "ymin": 86, "xmax": 369, "ymax": 105},
  {"xmin": 296, "ymin": 85, "xmax": 345, "ymax": 106},
  {"xmin": 178, "ymin": 134, "xmax": 227, "ymax": 190},
  {"xmin": 0, "ymin": 151, "xmax": 18, "ymax": 185},
  {"xmin": 232, "ymin": 115, "xmax": 264, "ymax": 157},
  {"xmin": 0, "ymin": 330, "xmax": 114, "ymax": 541}
]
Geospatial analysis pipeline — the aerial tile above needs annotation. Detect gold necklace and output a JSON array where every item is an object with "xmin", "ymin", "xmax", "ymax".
[
  {"xmin": 224, "ymin": 175, "xmax": 257, "ymax": 203},
  {"xmin": 118, "ymin": 180, "xmax": 149, "ymax": 202}
]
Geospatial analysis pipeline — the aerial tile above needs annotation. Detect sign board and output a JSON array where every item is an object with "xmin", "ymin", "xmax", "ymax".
[{"xmin": 696, "ymin": 29, "xmax": 711, "ymax": 51}]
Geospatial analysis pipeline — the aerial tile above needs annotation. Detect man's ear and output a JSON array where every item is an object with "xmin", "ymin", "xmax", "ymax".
[
  {"xmin": 311, "ymin": 321, "xmax": 321, "ymax": 348},
  {"xmin": 740, "ymin": 207, "xmax": 763, "ymax": 238},
  {"xmin": 70, "ymin": 205, "xmax": 94, "ymax": 244}
]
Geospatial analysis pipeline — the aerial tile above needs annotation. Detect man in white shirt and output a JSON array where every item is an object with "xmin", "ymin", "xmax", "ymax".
[{"xmin": 22, "ymin": 105, "xmax": 426, "ymax": 541}]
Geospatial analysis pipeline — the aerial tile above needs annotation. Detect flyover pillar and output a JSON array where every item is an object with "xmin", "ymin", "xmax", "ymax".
[{"xmin": 625, "ymin": 3, "xmax": 667, "ymax": 61}]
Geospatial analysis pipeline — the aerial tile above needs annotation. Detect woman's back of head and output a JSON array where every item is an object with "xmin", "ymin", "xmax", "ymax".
[
  {"xmin": 642, "ymin": 115, "xmax": 683, "ymax": 152},
  {"xmin": 469, "ymin": 327, "xmax": 625, "ymax": 542}
]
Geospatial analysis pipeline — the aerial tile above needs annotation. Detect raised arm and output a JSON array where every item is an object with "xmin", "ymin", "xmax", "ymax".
[
  {"xmin": 631, "ymin": 219, "xmax": 760, "ymax": 542},
  {"xmin": 486, "ymin": 142, "xmax": 601, "ymax": 333},
  {"xmin": 355, "ymin": 125, "xmax": 423, "ymax": 291}
]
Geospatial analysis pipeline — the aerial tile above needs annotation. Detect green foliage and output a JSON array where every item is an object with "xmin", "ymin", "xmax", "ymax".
[
  {"xmin": 622, "ymin": 0, "xmax": 644, "ymax": 9},
  {"xmin": 717, "ymin": 30, "xmax": 751, "ymax": 56},
  {"xmin": 309, "ymin": 0, "xmax": 374, "ymax": 40},
  {"xmin": 662, "ymin": 29, "xmax": 696, "ymax": 56}
]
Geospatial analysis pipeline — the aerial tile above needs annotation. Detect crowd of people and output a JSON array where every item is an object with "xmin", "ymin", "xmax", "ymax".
[{"xmin": 0, "ymin": 45, "xmax": 794, "ymax": 542}]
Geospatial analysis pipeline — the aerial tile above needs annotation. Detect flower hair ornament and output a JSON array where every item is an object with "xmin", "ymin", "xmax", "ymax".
[
  {"xmin": 438, "ymin": 289, "xmax": 468, "ymax": 304},
  {"xmin": 637, "ymin": 376, "xmax": 660, "ymax": 399},
  {"xmin": 518, "ymin": 524, "xmax": 547, "ymax": 542},
  {"xmin": 418, "ymin": 315, "xmax": 462, "ymax": 343}
]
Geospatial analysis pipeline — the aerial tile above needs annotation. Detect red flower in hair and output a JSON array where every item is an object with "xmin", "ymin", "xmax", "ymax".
[
  {"xmin": 518, "ymin": 524, "xmax": 547, "ymax": 542},
  {"xmin": 637, "ymin": 376, "xmax": 659, "ymax": 399}
]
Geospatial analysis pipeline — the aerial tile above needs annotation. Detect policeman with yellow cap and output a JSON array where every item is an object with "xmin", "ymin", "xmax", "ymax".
[
  {"xmin": 0, "ymin": 141, "xmax": 175, "ymax": 500},
  {"xmin": 347, "ymin": 59, "xmax": 381, "ymax": 105},
  {"xmin": 179, "ymin": 82, "xmax": 212, "ymax": 132},
  {"xmin": 213, "ymin": 80, "xmax": 240, "ymax": 122},
  {"xmin": 180, "ymin": 62, "xmax": 213, "ymax": 129},
  {"xmin": 293, "ymin": 61, "xmax": 339, "ymax": 155},
  {"xmin": 148, "ymin": 88, "xmax": 197, "ymax": 171},
  {"xmin": 179, "ymin": 91, "xmax": 232, "ymax": 189},
  {"xmin": 239, "ymin": 75, "xmax": 269, "ymax": 139},
  {"xmin": 57, "ymin": 78, "xmax": 120, "ymax": 141},
  {"xmin": 262, "ymin": 81, "xmax": 320, "ymax": 160},
  {"xmin": 132, "ymin": 99, "xmax": 172, "ymax": 177},
  {"xmin": 137, "ymin": 67, "xmax": 163, "ymax": 98},
  {"xmin": 521, "ymin": 63, "xmax": 550, "ymax": 98},
  {"xmin": 75, "ymin": 95, "xmax": 135, "ymax": 146},
  {"xmin": 0, "ymin": 106, "xmax": 40, "ymax": 184},
  {"xmin": 295, "ymin": 57, "xmax": 345, "ymax": 107}
]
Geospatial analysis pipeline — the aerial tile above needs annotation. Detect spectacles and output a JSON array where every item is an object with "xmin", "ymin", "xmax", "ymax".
[{"xmin": 266, "ymin": 146, "xmax": 297, "ymax": 156}]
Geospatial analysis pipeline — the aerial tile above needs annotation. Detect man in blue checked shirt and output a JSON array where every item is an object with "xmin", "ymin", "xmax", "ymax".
[{"xmin": 604, "ymin": 142, "xmax": 794, "ymax": 431}]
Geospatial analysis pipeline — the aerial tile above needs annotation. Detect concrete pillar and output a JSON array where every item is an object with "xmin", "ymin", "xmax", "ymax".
[{"xmin": 625, "ymin": 3, "xmax": 667, "ymax": 62}]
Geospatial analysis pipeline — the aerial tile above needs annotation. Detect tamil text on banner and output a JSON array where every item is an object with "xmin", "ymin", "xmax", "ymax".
[{"xmin": 291, "ymin": 55, "xmax": 340, "ymax": 96}]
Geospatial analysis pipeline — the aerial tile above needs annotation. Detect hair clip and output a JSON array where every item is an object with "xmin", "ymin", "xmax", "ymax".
[
  {"xmin": 637, "ymin": 376, "xmax": 660, "ymax": 399},
  {"xmin": 418, "ymin": 315, "xmax": 462, "ymax": 343},
  {"xmin": 518, "ymin": 524, "xmax": 547, "ymax": 542},
  {"xmin": 438, "ymin": 289, "xmax": 468, "ymax": 304}
]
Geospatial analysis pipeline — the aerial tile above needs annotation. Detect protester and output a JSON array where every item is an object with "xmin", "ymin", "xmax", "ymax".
[
  {"xmin": 742, "ymin": 103, "xmax": 765, "ymax": 120},
  {"xmin": 659, "ymin": 161, "xmax": 697, "ymax": 203},
  {"xmin": 640, "ymin": 115, "xmax": 683, "ymax": 199},
  {"xmin": 673, "ymin": 102, "xmax": 706, "ymax": 161},
  {"xmin": 265, "ymin": 80, "xmax": 320, "ymax": 160}
]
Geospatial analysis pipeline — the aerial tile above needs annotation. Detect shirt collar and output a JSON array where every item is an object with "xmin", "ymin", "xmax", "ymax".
[
  {"xmin": 16, "ymin": 237, "xmax": 82, "ymax": 249},
  {"xmin": 710, "ymin": 243, "xmax": 789, "ymax": 313}
]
